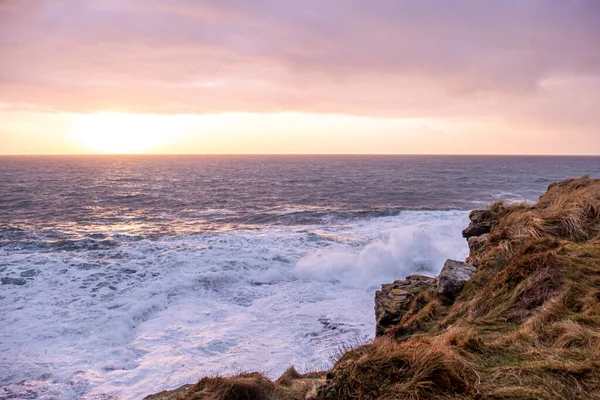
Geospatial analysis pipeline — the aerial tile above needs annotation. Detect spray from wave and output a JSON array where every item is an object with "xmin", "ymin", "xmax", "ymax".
[{"xmin": 296, "ymin": 214, "xmax": 469, "ymax": 288}]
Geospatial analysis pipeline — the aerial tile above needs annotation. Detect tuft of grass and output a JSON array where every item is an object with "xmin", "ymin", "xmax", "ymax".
[
  {"xmin": 192, "ymin": 372, "xmax": 277, "ymax": 400},
  {"xmin": 327, "ymin": 336, "xmax": 372, "ymax": 368},
  {"xmin": 389, "ymin": 289, "xmax": 443, "ymax": 339},
  {"xmin": 490, "ymin": 175, "xmax": 600, "ymax": 257},
  {"xmin": 144, "ymin": 370, "xmax": 326, "ymax": 400},
  {"xmin": 318, "ymin": 336, "xmax": 479, "ymax": 399}
]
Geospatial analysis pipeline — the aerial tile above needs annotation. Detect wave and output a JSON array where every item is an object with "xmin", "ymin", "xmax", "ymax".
[
  {"xmin": 0, "ymin": 210, "xmax": 469, "ymax": 399},
  {"xmin": 295, "ymin": 218, "xmax": 466, "ymax": 288}
]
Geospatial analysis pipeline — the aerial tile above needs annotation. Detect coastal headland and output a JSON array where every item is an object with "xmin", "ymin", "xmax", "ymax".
[{"xmin": 146, "ymin": 176, "xmax": 600, "ymax": 400}]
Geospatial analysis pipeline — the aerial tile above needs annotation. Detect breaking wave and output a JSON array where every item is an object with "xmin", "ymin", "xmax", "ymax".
[{"xmin": 0, "ymin": 211, "xmax": 468, "ymax": 400}]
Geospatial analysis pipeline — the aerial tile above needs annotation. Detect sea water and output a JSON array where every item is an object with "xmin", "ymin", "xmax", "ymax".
[{"xmin": 1, "ymin": 155, "xmax": 598, "ymax": 399}]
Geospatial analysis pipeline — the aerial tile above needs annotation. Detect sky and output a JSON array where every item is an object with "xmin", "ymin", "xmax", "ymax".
[{"xmin": 1, "ymin": 0, "xmax": 599, "ymax": 155}]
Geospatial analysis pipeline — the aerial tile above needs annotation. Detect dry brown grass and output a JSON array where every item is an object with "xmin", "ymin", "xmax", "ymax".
[
  {"xmin": 491, "ymin": 175, "xmax": 600, "ymax": 254},
  {"xmin": 389, "ymin": 289, "xmax": 444, "ymax": 339},
  {"xmin": 319, "ymin": 337, "xmax": 478, "ymax": 399},
  {"xmin": 144, "ymin": 370, "xmax": 326, "ymax": 400},
  {"xmin": 192, "ymin": 373, "xmax": 277, "ymax": 400}
]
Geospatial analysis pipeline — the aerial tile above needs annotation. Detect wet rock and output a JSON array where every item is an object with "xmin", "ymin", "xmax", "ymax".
[
  {"xmin": 1, "ymin": 277, "xmax": 27, "ymax": 285},
  {"xmin": 121, "ymin": 268, "xmax": 137, "ymax": 274},
  {"xmin": 19, "ymin": 269, "xmax": 39, "ymax": 278},
  {"xmin": 462, "ymin": 210, "xmax": 496, "ymax": 238},
  {"xmin": 375, "ymin": 275, "xmax": 436, "ymax": 336},
  {"xmin": 437, "ymin": 260, "xmax": 476, "ymax": 300},
  {"xmin": 319, "ymin": 317, "xmax": 339, "ymax": 331}
]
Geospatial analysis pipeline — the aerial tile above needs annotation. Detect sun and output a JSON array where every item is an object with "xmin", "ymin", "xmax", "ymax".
[{"xmin": 69, "ymin": 113, "xmax": 180, "ymax": 154}]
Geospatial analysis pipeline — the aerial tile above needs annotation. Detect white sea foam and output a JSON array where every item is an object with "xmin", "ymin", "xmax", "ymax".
[
  {"xmin": 0, "ymin": 211, "xmax": 469, "ymax": 400},
  {"xmin": 492, "ymin": 191, "xmax": 529, "ymax": 204},
  {"xmin": 296, "ymin": 214, "xmax": 467, "ymax": 287}
]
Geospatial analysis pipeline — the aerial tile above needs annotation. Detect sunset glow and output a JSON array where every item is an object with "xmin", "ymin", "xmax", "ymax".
[
  {"xmin": 68, "ymin": 113, "xmax": 182, "ymax": 154},
  {"xmin": 0, "ymin": 1, "xmax": 599, "ymax": 155}
]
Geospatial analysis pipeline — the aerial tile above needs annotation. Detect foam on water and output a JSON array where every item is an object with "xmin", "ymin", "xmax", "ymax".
[{"xmin": 0, "ymin": 211, "xmax": 469, "ymax": 399}]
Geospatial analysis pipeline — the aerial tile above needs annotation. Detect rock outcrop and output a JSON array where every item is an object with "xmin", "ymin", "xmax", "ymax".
[
  {"xmin": 436, "ymin": 259, "xmax": 476, "ymax": 300},
  {"xmin": 462, "ymin": 209, "xmax": 496, "ymax": 238},
  {"xmin": 463, "ymin": 209, "xmax": 496, "ymax": 265},
  {"xmin": 467, "ymin": 233, "xmax": 490, "ymax": 254},
  {"xmin": 374, "ymin": 275, "xmax": 436, "ymax": 336},
  {"xmin": 374, "ymin": 261, "xmax": 478, "ymax": 337}
]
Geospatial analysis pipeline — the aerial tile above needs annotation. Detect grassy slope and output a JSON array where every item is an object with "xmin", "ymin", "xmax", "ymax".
[{"xmin": 145, "ymin": 176, "xmax": 600, "ymax": 400}]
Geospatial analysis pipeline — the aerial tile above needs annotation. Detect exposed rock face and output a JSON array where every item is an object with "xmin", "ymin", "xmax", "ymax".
[
  {"xmin": 375, "ymin": 275, "xmax": 436, "ymax": 336},
  {"xmin": 467, "ymin": 233, "xmax": 490, "ymax": 266},
  {"xmin": 468, "ymin": 233, "xmax": 490, "ymax": 254},
  {"xmin": 436, "ymin": 260, "xmax": 477, "ymax": 300},
  {"xmin": 462, "ymin": 210, "xmax": 496, "ymax": 238}
]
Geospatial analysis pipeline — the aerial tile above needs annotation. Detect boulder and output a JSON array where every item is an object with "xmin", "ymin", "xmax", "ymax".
[
  {"xmin": 375, "ymin": 275, "xmax": 436, "ymax": 336},
  {"xmin": 462, "ymin": 210, "xmax": 495, "ymax": 238},
  {"xmin": 437, "ymin": 260, "xmax": 476, "ymax": 300}
]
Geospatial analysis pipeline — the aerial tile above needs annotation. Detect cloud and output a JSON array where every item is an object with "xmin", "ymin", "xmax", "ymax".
[{"xmin": 0, "ymin": 0, "xmax": 599, "ymax": 135}]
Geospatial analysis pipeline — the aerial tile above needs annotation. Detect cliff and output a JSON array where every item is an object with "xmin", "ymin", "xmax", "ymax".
[{"xmin": 145, "ymin": 176, "xmax": 600, "ymax": 400}]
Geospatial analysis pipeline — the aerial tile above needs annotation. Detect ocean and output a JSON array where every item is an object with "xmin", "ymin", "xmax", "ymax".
[{"xmin": 1, "ymin": 155, "xmax": 599, "ymax": 399}]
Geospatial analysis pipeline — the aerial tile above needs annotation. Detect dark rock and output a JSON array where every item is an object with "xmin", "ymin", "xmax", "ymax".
[
  {"xmin": 319, "ymin": 317, "xmax": 339, "ymax": 331},
  {"xmin": 375, "ymin": 275, "xmax": 436, "ymax": 336},
  {"xmin": 19, "ymin": 269, "xmax": 38, "ymax": 278},
  {"xmin": 121, "ymin": 268, "xmax": 137, "ymax": 274},
  {"xmin": 1, "ymin": 277, "xmax": 27, "ymax": 286},
  {"xmin": 462, "ymin": 210, "xmax": 496, "ymax": 238},
  {"xmin": 437, "ymin": 260, "xmax": 477, "ymax": 300}
]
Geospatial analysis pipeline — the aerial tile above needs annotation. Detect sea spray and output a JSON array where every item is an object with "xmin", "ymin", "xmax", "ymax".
[
  {"xmin": 1, "ymin": 211, "xmax": 468, "ymax": 400},
  {"xmin": 295, "ymin": 215, "xmax": 468, "ymax": 288}
]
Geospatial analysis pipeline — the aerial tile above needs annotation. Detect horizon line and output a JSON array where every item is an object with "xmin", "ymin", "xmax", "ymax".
[{"xmin": 1, "ymin": 153, "xmax": 600, "ymax": 157}]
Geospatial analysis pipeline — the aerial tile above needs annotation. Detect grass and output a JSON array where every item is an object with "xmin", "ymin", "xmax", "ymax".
[
  {"xmin": 145, "ymin": 176, "xmax": 600, "ymax": 400},
  {"xmin": 145, "ymin": 369, "xmax": 326, "ymax": 400}
]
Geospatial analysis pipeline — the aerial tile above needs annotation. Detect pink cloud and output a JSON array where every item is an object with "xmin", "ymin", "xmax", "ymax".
[{"xmin": 0, "ymin": 0, "xmax": 599, "ymax": 138}]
